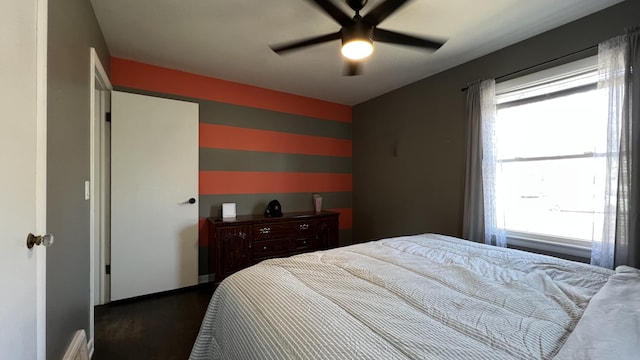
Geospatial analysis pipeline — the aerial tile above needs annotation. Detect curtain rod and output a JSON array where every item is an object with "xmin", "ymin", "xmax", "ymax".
[{"xmin": 460, "ymin": 45, "xmax": 598, "ymax": 92}]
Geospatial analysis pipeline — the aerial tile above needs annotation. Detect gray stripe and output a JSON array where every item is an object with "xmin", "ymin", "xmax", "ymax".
[
  {"xmin": 200, "ymin": 148, "xmax": 352, "ymax": 173},
  {"xmin": 199, "ymin": 101, "xmax": 352, "ymax": 140},
  {"xmin": 115, "ymin": 86, "xmax": 352, "ymax": 140},
  {"xmin": 199, "ymin": 192, "xmax": 352, "ymax": 218}
]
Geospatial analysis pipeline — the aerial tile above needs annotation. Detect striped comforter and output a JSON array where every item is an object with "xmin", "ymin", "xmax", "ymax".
[{"xmin": 190, "ymin": 234, "xmax": 614, "ymax": 360}]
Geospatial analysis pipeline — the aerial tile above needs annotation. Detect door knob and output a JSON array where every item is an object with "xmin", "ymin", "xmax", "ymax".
[
  {"xmin": 188, "ymin": 198, "xmax": 196, "ymax": 204},
  {"xmin": 27, "ymin": 233, "xmax": 54, "ymax": 249}
]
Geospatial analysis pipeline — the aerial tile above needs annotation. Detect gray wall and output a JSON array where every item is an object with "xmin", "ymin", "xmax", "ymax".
[
  {"xmin": 352, "ymin": 0, "xmax": 640, "ymax": 244},
  {"xmin": 47, "ymin": 0, "xmax": 110, "ymax": 358}
]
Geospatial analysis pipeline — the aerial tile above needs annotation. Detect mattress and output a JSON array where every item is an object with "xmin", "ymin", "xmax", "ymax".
[{"xmin": 190, "ymin": 233, "xmax": 635, "ymax": 360}]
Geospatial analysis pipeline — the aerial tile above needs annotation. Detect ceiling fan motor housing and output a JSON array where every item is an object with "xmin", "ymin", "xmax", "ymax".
[{"xmin": 341, "ymin": 18, "xmax": 373, "ymax": 45}]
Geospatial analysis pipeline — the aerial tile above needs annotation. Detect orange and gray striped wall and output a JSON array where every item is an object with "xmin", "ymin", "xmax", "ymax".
[{"xmin": 111, "ymin": 58, "xmax": 353, "ymax": 276}]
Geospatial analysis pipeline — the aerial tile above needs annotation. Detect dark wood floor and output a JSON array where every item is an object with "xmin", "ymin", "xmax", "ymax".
[{"xmin": 94, "ymin": 283, "xmax": 217, "ymax": 360}]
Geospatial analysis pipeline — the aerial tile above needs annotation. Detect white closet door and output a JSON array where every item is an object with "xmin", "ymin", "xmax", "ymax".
[{"xmin": 111, "ymin": 91, "xmax": 199, "ymax": 301}]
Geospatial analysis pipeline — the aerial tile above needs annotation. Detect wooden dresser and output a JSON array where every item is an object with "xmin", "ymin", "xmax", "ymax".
[{"xmin": 209, "ymin": 211, "xmax": 339, "ymax": 282}]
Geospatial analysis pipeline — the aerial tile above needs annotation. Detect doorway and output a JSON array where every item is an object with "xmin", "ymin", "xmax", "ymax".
[{"xmin": 89, "ymin": 47, "xmax": 112, "ymax": 354}]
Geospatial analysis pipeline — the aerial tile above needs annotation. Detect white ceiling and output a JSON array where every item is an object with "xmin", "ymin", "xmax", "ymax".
[{"xmin": 90, "ymin": 0, "xmax": 622, "ymax": 105}]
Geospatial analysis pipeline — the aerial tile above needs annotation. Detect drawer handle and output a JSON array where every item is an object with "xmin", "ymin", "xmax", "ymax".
[
  {"xmin": 259, "ymin": 227, "xmax": 271, "ymax": 234},
  {"xmin": 299, "ymin": 224, "xmax": 309, "ymax": 230},
  {"xmin": 263, "ymin": 246, "xmax": 267, "ymax": 250}
]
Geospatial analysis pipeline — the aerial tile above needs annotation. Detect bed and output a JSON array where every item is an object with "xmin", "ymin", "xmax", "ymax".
[{"xmin": 190, "ymin": 233, "xmax": 640, "ymax": 359}]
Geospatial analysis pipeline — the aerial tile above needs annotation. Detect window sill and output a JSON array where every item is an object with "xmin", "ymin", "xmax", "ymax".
[{"xmin": 506, "ymin": 233, "xmax": 592, "ymax": 261}]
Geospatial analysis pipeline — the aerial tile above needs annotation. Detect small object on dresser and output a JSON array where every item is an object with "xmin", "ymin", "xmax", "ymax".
[
  {"xmin": 312, "ymin": 193, "xmax": 323, "ymax": 213},
  {"xmin": 264, "ymin": 200, "xmax": 282, "ymax": 217},
  {"xmin": 222, "ymin": 203, "xmax": 237, "ymax": 219}
]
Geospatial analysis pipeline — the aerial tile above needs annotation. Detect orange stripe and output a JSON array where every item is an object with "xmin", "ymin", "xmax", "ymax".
[
  {"xmin": 111, "ymin": 57, "xmax": 352, "ymax": 123},
  {"xmin": 198, "ymin": 218, "xmax": 209, "ymax": 247},
  {"xmin": 199, "ymin": 124, "xmax": 351, "ymax": 157},
  {"xmin": 199, "ymin": 171, "xmax": 352, "ymax": 195},
  {"xmin": 327, "ymin": 208, "xmax": 353, "ymax": 229}
]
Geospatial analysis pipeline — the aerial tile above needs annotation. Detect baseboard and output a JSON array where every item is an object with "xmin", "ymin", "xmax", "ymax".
[
  {"xmin": 102, "ymin": 281, "xmax": 216, "ymax": 306},
  {"xmin": 62, "ymin": 330, "xmax": 89, "ymax": 360},
  {"xmin": 87, "ymin": 338, "xmax": 94, "ymax": 359},
  {"xmin": 198, "ymin": 274, "xmax": 215, "ymax": 284}
]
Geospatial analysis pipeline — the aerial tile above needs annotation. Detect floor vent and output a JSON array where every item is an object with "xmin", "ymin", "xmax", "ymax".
[{"xmin": 62, "ymin": 330, "xmax": 90, "ymax": 360}]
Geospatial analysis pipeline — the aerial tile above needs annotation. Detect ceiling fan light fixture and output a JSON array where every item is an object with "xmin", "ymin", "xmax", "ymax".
[
  {"xmin": 341, "ymin": 39, "xmax": 373, "ymax": 60},
  {"xmin": 269, "ymin": 0, "xmax": 446, "ymax": 75}
]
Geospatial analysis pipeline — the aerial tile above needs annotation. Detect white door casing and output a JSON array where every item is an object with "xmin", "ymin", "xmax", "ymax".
[
  {"xmin": 0, "ymin": 0, "xmax": 47, "ymax": 358},
  {"xmin": 110, "ymin": 91, "xmax": 199, "ymax": 301},
  {"xmin": 89, "ymin": 47, "xmax": 112, "ymax": 355}
]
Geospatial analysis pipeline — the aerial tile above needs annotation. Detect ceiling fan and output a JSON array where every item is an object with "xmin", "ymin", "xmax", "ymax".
[{"xmin": 270, "ymin": 0, "xmax": 446, "ymax": 76}]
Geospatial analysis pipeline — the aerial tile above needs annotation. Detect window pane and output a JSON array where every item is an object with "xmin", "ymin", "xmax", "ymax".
[
  {"xmin": 496, "ymin": 89, "xmax": 606, "ymax": 159},
  {"xmin": 500, "ymin": 157, "xmax": 604, "ymax": 242},
  {"xmin": 495, "ymin": 62, "xmax": 607, "ymax": 247}
]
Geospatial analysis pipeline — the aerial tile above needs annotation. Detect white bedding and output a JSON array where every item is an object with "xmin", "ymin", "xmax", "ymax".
[
  {"xmin": 190, "ymin": 233, "xmax": 621, "ymax": 360},
  {"xmin": 553, "ymin": 265, "xmax": 640, "ymax": 359}
]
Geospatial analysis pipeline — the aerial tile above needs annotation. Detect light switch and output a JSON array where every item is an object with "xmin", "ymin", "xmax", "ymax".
[{"xmin": 85, "ymin": 180, "xmax": 90, "ymax": 200}]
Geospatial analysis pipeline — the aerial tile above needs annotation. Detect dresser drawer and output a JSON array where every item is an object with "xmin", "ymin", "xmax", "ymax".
[
  {"xmin": 253, "ymin": 237, "xmax": 317, "ymax": 262},
  {"xmin": 252, "ymin": 238, "xmax": 292, "ymax": 259},
  {"xmin": 253, "ymin": 220, "xmax": 316, "ymax": 240},
  {"xmin": 291, "ymin": 237, "xmax": 315, "ymax": 252}
]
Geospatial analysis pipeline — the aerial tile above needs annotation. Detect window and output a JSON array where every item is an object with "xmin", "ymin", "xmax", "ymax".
[{"xmin": 495, "ymin": 57, "xmax": 606, "ymax": 249}]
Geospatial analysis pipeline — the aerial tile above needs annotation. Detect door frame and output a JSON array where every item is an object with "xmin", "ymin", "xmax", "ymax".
[
  {"xmin": 36, "ymin": 0, "xmax": 48, "ymax": 358},
  {"xmin": 89, "ymin": 47, "xmax": 112, "ymax": 355}
]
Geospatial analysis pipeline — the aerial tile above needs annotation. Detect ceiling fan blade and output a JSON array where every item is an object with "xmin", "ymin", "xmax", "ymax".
[
  {"xmin": 308, "ymin": 0, "xmax": 354, "ymax": 27},
  {"xmin": 344, "ymin": 61, "xmax": 361, "ymax": 76},
  {"xmin": 270, "ymin": 32, "xmax": 341, "ymax": 54},
  {"xmin": 373, "ymin": 28, "xmax": 444, "ymax": 50},
  {"xmin": 362, "ymin": 0, "xmax": 410, "ymax": 26}
]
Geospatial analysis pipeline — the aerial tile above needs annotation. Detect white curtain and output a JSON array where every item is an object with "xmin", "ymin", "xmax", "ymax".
[
  {"xmin": 592, "ymin": 27, "xmax": 640, "ymax": 268},
  {"xmin": 463, "ymin": 79, "xmax": 506, "ymax": 247}
]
